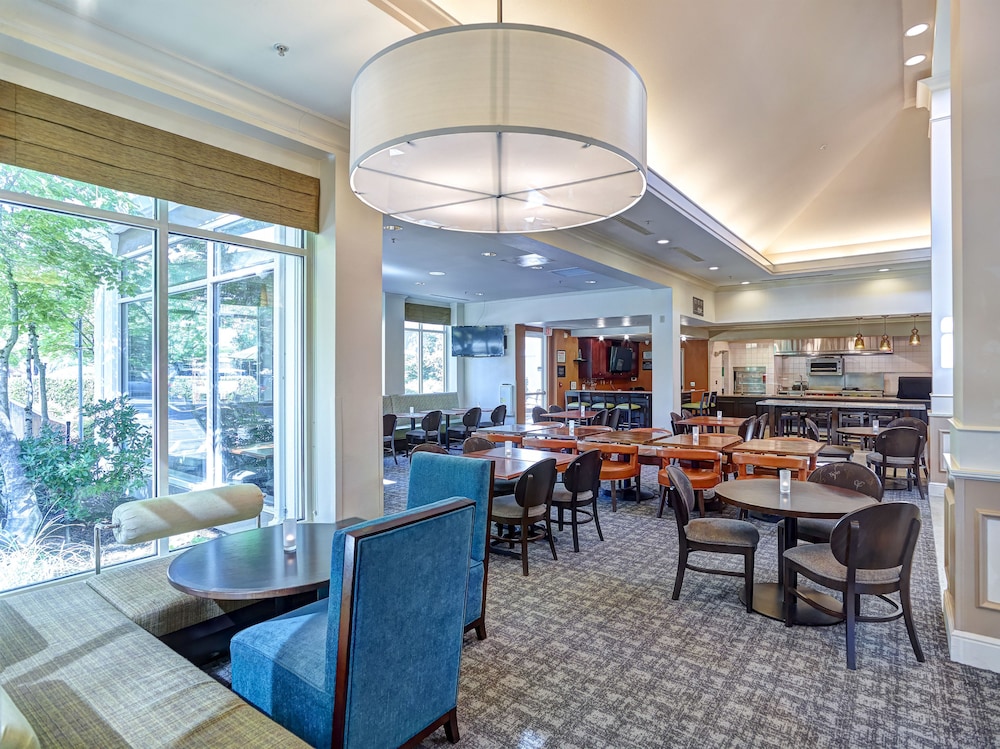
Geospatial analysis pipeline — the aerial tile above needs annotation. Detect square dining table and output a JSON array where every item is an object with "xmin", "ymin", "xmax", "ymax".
[
  {"xmin": 722, "ymin": 437, "xmax": 825, "ymax": 470},
  {"xmin": 462, "ymin": 446, "xmax": 575, "ymax": 480},
  {"xmin": 654, "ymin": 433, "xmax": 744, "ymax": 450}
]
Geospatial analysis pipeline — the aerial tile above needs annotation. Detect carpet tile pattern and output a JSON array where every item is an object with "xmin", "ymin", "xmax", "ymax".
[{"xmin": 381, "ymin": 460, "xmax": 1000, "ymax": 748}]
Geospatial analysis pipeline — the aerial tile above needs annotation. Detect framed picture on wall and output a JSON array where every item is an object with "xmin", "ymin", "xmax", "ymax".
[
  {"xmin": 556, "ymin": 349, "xmax": 566, "ymax": 363},
  {"xmin": 557, "ymin": 365, "xmax": 566, "ymax": 377},
  {"xmin": 642, "ymin": 350, "xmax": 653, "ymax": 361},
  {"xmin": 642, "ymin": 361, "xmax": 652, "ymax": 371}
]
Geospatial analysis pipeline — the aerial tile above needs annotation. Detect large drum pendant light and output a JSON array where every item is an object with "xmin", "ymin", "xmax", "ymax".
[{"xmin": 350, "ymin": 23, "xmax": 647, "ymax": 233}]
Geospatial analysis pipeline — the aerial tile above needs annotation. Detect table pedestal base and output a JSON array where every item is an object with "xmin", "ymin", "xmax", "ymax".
[{"xmin": 739, "ymin": 582, "xmax": 843, "ymax": 626}]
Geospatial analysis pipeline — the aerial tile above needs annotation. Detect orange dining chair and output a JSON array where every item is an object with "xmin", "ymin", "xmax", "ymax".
[
  {"xmin": 580, "ymin": 442, "xmax": 641, "ymax": 512},
  {"xmin": 656, "ymin": 447, "xmax": 723, "ymax": 518}
]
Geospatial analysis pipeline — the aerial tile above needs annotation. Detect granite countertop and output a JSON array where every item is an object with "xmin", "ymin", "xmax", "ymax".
[{"xmin": 756, "ymin": 397, "xmax": 927, "ymax": 410}]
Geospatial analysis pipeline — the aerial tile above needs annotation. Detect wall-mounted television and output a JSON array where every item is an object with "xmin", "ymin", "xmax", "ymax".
[
  {"xmin": 451, "ymin": 325, "xmax": 505, "ymax": 357},
  {"xmin": 608, "ymin": 345, "xmax": 634, "ymax": 373}
]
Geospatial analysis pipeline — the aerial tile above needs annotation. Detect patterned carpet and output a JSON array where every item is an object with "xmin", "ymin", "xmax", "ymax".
[{"xmin": 381, "ymin": 459, "xmax": 1000, "ymax": 749}]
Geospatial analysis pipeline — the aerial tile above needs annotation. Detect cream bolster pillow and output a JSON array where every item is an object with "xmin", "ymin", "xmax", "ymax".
[
  {"xmin": 112, "ymin": 484, "xmax": 265, "ymax": 545},
  {"xmin": 0, "ymin": 686, "xmax": 40, "ymax": 749}
]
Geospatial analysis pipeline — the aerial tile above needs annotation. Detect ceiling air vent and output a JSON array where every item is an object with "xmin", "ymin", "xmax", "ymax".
[{"xmin": 611, "ymin": 215, "xmax": 654, "ymax": 235}]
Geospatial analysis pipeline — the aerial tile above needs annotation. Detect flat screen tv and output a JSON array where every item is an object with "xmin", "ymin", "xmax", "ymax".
[
  {"xmin": 608, "ymin": 345, "xmax": 634, "ymax": 373},
  {"xmin": 451, "ymin": 325, "xmax": 505, "ymax": 357}
]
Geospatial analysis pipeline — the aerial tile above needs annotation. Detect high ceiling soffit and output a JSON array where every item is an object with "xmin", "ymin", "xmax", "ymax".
[{"xmin": 1, "ymin": 0, "xmax": 935, "ymax": 288}]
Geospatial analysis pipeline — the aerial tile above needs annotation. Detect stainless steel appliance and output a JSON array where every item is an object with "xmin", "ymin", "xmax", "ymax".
[
  {"xmin": 808, "ymin": 357, "xmax": 844, "ymax": 376},
  {"xmin": 733, "ymin": 366, "xmax": 766, "ymax": 395}
]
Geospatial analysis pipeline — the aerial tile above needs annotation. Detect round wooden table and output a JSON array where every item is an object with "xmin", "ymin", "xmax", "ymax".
[
  {"xmin": 714, "ymin": 479, "xmax": 877, "ymax": 625},
  {"xmin": 168, "ymin": 520, "xmax": 356, "ymax": 600},
  {"xmin": 836, "ymin": 425, "xmax": 880, "ymax": 449}
]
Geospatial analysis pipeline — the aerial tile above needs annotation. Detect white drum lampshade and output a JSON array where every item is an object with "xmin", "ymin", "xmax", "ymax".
[{"xmin": 350, "ymin": 24, "xmax": 647, "ymax": 233}]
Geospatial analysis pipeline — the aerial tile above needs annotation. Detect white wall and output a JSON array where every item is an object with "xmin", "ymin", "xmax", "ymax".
[{"xmin": 715, "ymin": 271, "xmax": 931, "ymax": 324}]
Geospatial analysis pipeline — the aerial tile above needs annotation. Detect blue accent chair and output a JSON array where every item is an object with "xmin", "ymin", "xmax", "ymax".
[
  {"xmin": 231, "ymin": 498, "xmax": 475, "ymax": 748},
  {"xmin": 407, "ymin": 451, "xmax": 495, "ymax": 640}
]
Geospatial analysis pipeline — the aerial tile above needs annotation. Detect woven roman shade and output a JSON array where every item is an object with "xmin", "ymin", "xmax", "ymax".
[
  {"xmin": 0, "ymin": 80, "xmax": 319, "ymax": 233},
  {"xmin": 405, "ymin": 302, "xmax": 451, "ymax": 325}
]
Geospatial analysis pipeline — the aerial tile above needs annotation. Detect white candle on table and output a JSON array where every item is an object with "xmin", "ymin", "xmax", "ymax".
[
  {"xmin": 283, "ymin": 518, "xmax": 297, "ymax": 552},
  {"xmin": 779, "ymin": 469, "xmax": 791, "ymax": 495},
  {"xmin": 691, "ymin": 426, "xmax": 699, "ymax": 442},
  {"xmin": 504, "ymin": 440, "xmax": 513, "ymax": 457}
]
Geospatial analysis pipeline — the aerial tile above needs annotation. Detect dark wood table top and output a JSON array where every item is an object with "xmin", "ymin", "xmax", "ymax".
[
  {"xmin": 463, "ymin": 447, "xmax": 575, "ymax": 480},
  {"xmin": 655, "ymin": 433, "xmax": 743, "ymax": 449},
  {"xmin": 168, "ymin": 518, "xmax": 360, "ymax": 600},
  {"xmin": 714, "ymin": 479, "xmax": 876, "ymax": 519},
  {"xmin": 521, "ymin": 424, "xmax": 613, "ymax": 438}
]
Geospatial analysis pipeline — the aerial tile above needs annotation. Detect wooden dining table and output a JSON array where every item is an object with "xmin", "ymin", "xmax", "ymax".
[
  {"xmin": 723, "ymin": 437, "xmax": 826, "ymax": 470},
  {"xmin": 547, "ymin": 409, "xmax": 601, "ymax": 423},
  {"xmin": 677, "ymin": 415, "xmax": 748, "ymax": 433},
  {"xmin": 655, "ymin": 433, "xmax": 744, "ymax": 450},
  {"xmin": 394, "ymin": 407, "xmax": 470, "ymax": 447},
  {"xmin": 714, "ymin": 479, "xmax": 876, "ymax": 625},
  {"xmin": 835, "ymin": 425, "xmax": 881, "ymax": 449},
  {"xmin": 462, "ymin": 446, "xmax": 576, "ymax": 480},
  {"xmin": 577, "ymin": 427, "xmax": 674, "ymax": 446}
]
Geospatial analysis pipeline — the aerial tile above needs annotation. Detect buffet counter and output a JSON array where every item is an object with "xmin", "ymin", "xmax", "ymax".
[{"xmin": 755, "ymin": 397, "xmax": 928, "ymax": 437}]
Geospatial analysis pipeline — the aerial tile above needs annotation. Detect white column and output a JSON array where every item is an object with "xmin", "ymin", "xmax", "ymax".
[
  {"xmin": 382, "ymin": 293, "xmax": 406, "ymax": 396},
  {"xmin": 308, "ymin": 151, "xmax": 384, "ymax": 523},
  {"xmin": 649, "ymin": 288, "xmax": 676, "ymax": 428}
]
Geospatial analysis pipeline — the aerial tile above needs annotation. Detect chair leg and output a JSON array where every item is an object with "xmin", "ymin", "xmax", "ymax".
[
  {"xmin": 610, "ymin": 481, "xmax": 618, "ymax": 513},
  {"xmin": 545, "ymin": 515, "xmax": 557, "ymax": 561},
  {"xmin": 845, "ymin": 585, "xmax": 857, "ymax": 670},
  {"xmin": 744, "ymin": 549, "xmax": 755, "ymax": 614},
  {"xmin": 900, "ymin": 577, "xmax": 925, "ymax": 662},
  {"xmin": 521, "ymin": 525, "xmax": 530, "ymax": 576},
  {"xmin": 696, "ymin": 490, "xmax": 706, "ymax": 518},
  {"xmin": 592, "ymin": 497, "xmax": 604, "ymax": 542},
  {"xmin": 635, "ymin": 474, "xmax": 642, "ymax": 505},
  {"xmin": 443, "ymin": 708, "xmax": 460, "ymax": 744},
  {"xmin": 570, "ymin": 504, "xmax": 580, "ymax": 552},
  {"xmin": 657, "ymin": 485, "xmax": 667, "ymax": 518},
  {"xmin": 672, "ymin": 545, "xmax": 688, "ymax": 600},
  {"xmin": 474, "ymin": 622, "xmax": 487, "ymax": 641}
]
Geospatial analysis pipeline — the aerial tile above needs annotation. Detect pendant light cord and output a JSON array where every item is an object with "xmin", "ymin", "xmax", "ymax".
[{"xmin": 497, "ymin": 0, "xmax": 502, "ymax": 23}]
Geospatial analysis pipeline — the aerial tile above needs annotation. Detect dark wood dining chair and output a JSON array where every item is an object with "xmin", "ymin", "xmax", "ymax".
[
  {"xmin": 531, "ymin": 405, "xmax": 549, "ymax": 423},
  {"xmin": 776, "ymin": 462, "xmax": 883, "ymax": 584},
  {"xmin": 382, "ymin": 412, "xmax": 398, "ymax": 464},
  {"xmin": 865, "ymin": 426, "xmax": 926, "ymax": 499},
  {"xmin": 804, "ymin": 417, "xmax": 854, "ymax": 463},
  {"xmin": 405, "ymin": 409, "xmax": 442, "ymax": 456},
  {"xmin": 480, "ymin": 404, "xmax": 507, "ymax": 427},
  {"xmin": 670, "ymin": 411, "xmax": 689, "ymax": 435},
  {"xmin": 409, "ymin": 442, "xmax": 447, "ymax": 456},
  {"xmin": 754, "ymin": 412, "xmax": 769, "ymax": 438},
  {"xmin": 489, "ymin": 457, "xmax": 558, "ymax": 575},
  {"xmin": 665, "ymin": 466, "xmax": 759, "ymax": 613},
  {"xmin": 446, "ymin": 406, "xmax": 481, "ymax": 448},
  {"xmin": 463, "ymin": 437, "xmax": 516, "ymax": 496},
  {"xmin": 783, "ymin": 502, "xmax": 924, "ymax": 670},
  {"xmin": 549, "ymin": 449, "xmax": 604, "ymax": 552}
]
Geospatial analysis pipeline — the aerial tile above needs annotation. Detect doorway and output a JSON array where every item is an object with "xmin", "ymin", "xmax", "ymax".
[{"xmin": 523, "ymin": 331, "xmax": 546, "ymax": 417}]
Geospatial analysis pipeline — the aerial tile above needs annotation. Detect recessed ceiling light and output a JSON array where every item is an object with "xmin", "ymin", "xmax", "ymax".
[
  {"xmin": 383, "ymin": 224, "xmax": 403, "ymax": 231},
  {"xmin": 878, "ymin": 268, "xmax": 891, "ymax": 273},
  {"xmin": 905, "ymin": 23, "xmax": 929, "ymax": 37},
  {"xmin": 414, "ymin": 281, "xmax": 425, "ymax": 286},
  {"xmin": 473, "ymin": 292, "xmax": 484, "ymax": 296},
  {"xmin": 481, "ymin": 251, "xmax": 496, "ymax": 257},
  {"xmin": 429, "ymin": 271, "xmax": 446, "ymax": 276},
  {"xmin": 585, "ymin": 279, "xmax": 597, "ymax": 284},
  {"xmin": 656, "ymin": 239, "xmax": 670, "ymax": 245},
  {"xmin": 709, "ymin": 266, "xmax": 719, "ymax": 271},
  {"xmin": 905, "ymin": 54, "xmax": 927, "ymax": 66},
  {"xmin": 531, "ymin": 265, "xmax": 544, "ymax": 270},
  {"xmin": 741, "ymin": 281, "xmax": 750, "ymax": 285}
]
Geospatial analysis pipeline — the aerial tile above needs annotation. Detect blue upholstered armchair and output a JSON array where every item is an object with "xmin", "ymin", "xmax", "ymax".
[
  {"xmin": 231, "ymin": 498, "xmax": 475, "ymax": 748},
  {"xmin": 407, "ymin": 451, "xmax": 495, "ymax": 640}
]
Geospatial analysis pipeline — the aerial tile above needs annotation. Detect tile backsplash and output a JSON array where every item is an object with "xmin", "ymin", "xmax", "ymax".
[{"xmin": 710, "ymin": 338, "xmax": 931, "ymax": 395}]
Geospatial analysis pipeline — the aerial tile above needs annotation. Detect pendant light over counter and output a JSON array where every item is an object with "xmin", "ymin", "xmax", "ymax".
[
  {"xmin": 854, "ymin": 318, "xmax": 865, "ymax": 350},
  {"xmin": 909, "ymin": 315, "xmax": 921, "ymax": 345},
  {"xmin": 349, "ymin": 5, "xmax": 647, "ymax": 234},
  {"xmin": 879, "ymin": 316, "xmax": 893, "ymax": 352}
]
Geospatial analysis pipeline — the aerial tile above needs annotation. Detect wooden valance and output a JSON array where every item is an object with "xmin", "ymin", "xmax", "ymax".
[{"xmin": 0, "ymin": 80, "xmax": 319, "ymax": 233}]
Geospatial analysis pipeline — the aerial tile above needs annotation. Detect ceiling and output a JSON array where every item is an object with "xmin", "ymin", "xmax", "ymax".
[{"xmin": 2, "ymin": 0, "xmax": 936, "ymax": 306}]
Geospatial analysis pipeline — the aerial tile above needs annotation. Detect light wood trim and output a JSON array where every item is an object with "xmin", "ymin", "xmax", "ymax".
[{"xmin": 0, "ymin": 80, "xmax": 319, "ymax": 232}]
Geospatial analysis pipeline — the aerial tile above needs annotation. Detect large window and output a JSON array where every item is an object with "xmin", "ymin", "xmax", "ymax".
[
  {"xmin": 404, "ymin": 322, "xmax": 447, "ymax": 394},
  {"xmin": 0, "ymin": 164, "xmax": 304, "ymax": 593}
]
